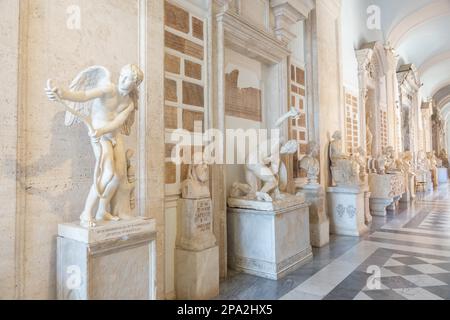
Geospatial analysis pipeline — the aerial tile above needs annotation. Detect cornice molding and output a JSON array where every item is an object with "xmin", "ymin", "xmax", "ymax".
[
  {"xmin": 220, "ymin": 10, "xmax": 291, "ymax": 64},
  {"xmin": 270, "ymin": 0, "xmax": 315, "ymax": 43}
]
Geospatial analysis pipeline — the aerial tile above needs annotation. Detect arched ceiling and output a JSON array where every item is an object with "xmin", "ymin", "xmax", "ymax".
[{"xmin": 353, "ymin": 0, "xmax": 450, "ymax": 110}]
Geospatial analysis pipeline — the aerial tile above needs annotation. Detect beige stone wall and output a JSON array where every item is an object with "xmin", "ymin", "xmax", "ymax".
[
  {"xmin": 315, "ymin": 0, "xmax": 343, "ymax": 187},
  {"xmin": 0, "ymin": 0, "xmax": 20, "ymax": 299},
  {"xmin": 0, "ymin": 0, "xmax": 143, "ymax": 299}
]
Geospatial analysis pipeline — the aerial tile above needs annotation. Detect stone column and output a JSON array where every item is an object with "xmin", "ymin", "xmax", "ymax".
[
  {"xmin": 211, "ymin": 0, "xmax": 232, "ymax": 279},
  {"xmin": 141, "ymin": 0, "xmax": 166, "ymax": 299}
]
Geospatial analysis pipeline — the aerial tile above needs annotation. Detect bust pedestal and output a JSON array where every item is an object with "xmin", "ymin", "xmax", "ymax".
[
  {"xmin": 369, "ymin": 173, "xmax": 405, "ymax": 216},
  {"xmin": 417, "ymin": 171, "xmax": 433, "ymax": 192},
  {"xmin": 57, "ymin": 217, "xmax": 156, "ymax": 300},
  {"xmin": 297, "ymin": 184, "xmax": 329, "ymax": 248},
  {"xmin": 227, "ymin": 194, "xmax": 312, "ymax": 280},
  {"xmin": 176, "ymin": 197, "xmax": 219, "ymax": 300},
  {"xmin": 327, "ymin": 185, "xmax": 369, "ymax": 237}
]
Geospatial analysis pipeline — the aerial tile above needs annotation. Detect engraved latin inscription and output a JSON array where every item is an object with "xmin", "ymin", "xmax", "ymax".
[{"xmin": 195, "ymin": 199, "xmax": 211, "ymax": 232}]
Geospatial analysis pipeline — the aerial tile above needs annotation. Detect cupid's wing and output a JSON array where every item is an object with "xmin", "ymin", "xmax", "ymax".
[{"xmin": 64, "ymin": 66, "xmax": 112, "ymax": 127}]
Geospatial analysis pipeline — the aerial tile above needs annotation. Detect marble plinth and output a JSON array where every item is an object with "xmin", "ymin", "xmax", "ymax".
[
  {"xmin": 417, "ymin": 171, "xmax": 433, "ymax": 192},
  {"xmin": 227, "ymin": 193, "xmax": 305, "ymax": 211},
  {"xmin": 401, "ymin": 175, "xmax": 416, "ymax": 203},
  {"xmin": 387, "ymin": 196, "xmax": 402, "ymax": 212},
  {"xmin": 175, "ymin": 197, "xmax": 219, "ymax": 300},
  {"xmin": 177, "ymin": 198, "xmax": 216, "ymax": 251},
  {"xmin": 298, "ymin": 185, "xmax": 329, "ymax": 248},
  {"xmin": 327, "ymin": 186, "xmax": 369, "ymax": 237},
  {"xmin": 57, "ymin": 218, "xmax": 156, "ymax": 300},
  {"xmin": 369, "ymin": 173, "xmax": 405, "ymax": 217},
  {"xmin": 364, "ymin": 191, "xmax": 372, "ymax": 224},
  {"xmin": 438, "ymin": 168, "xmax": 449, "ymax": 184},
  {"xmin": 227, "ymin": 196, "xmax": 312, "ymax": 280},
  {"xmin": 176, "ymin": 246, "xmax": 219, "ymax": 300}
]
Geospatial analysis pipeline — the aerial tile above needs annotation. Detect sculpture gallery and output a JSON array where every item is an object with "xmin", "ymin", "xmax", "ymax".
[{"xmin": 2, "ymin": 0, "xmax": 450, "ymax": 303}]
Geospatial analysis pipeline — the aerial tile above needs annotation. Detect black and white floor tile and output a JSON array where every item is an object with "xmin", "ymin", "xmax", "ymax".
[{"xmin": 217, "ymin": 185, "xmax": 450, "ymax": 300}]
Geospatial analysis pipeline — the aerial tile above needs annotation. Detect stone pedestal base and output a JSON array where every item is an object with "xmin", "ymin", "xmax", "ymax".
[
  {"xmin": 327, "ymin": 186, "xmax": 369, "ymax": 237},
  {"xmin": 298, "ymin": 185, "xmax": 329, "ymax": 248},
  {"xmin": 227, "ymin": 196, "xmax": 312, "ymax": 280},
  {"xmin": 364, "ymin": 191, "xmax": 372, "ymax": 224},
  {"xmin": 176, "ymin": 246, "xmax": 219, "ymax": 300},
  {"xmin": 387, "ymin": 196, "xmax": 401, "ymax": 212},
  {"xmin": 57, "ymin": 218, "xmax": 156, "ymax": 300},
  {"xmin": 370, "ymin": 198, "xmax": 392, "ymax": 216},
  {"xmin": 401, "ymin": 191, "xmax": 410, "ymax": 203},
  {"xmin": 176, "ymin": 197, "xmax": 218, "ymax": 300},
  {"xmin": 177, "ymin": 198, "xmax": 216, "ymax": 251},
  {"xmin": 438, "ymin": 168, "xmax": 449, "ymax": 184}
]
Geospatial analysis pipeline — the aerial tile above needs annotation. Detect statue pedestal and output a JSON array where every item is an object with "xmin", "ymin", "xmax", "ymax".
[
  {"xmin": 401, "ymin": 174, "xmax": 416, "ymax": 203},
  {"xmin": 364, "ymin": 190, "xmax": 372, "ymax": 224},
  {"xmin": 176, "ymin": 198, "xmax": 219, "ymax": 300},
  {"xmin": 369, "ymin": 173, "xmax": 405, "ymax": 216},
  {"xmin": 298, "ymin": 185, "xmax": 329, "ymax": 248},
  {"xmin": 416, "ymin": 171, "xmax": 433, "ymax": 192},
  {"xmin": 327, "ymin": 186, "xmax": 369, "ymax": 237},
  {"xmin": 57, "ymin": 217, "xmax": 156, "ymax": 300},
  {"xmin": 227, "ymin": 195, "xmax": 312, "ymax": 280},
  {"xmin": 438, "ymin": 168, "xmax": 449, "ymax": 184}
]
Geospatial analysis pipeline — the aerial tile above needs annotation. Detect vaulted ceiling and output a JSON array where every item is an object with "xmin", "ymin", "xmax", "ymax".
[{"xmin": 353, "ymin": 0, "xmax": 450, "ymax": 117}]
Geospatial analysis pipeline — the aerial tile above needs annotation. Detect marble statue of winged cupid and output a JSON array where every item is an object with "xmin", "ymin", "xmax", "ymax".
[{"xmin": 45, "ymin": 65, "xmax": 144, "ymax": 227}]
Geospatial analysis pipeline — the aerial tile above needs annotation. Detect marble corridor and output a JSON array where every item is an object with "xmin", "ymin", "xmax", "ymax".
[{"xmin": 219, "ymin": 185, "xmax": 450, "ymax": 300}]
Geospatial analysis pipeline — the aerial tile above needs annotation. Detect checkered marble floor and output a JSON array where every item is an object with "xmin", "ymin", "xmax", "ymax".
[
  {"xmin": 350, "ymin": 252, "xmax": 450, "ymax": 300},
  {"xmin": 218, "ymin": 184, "xmax": 450, "ymax": 300}
]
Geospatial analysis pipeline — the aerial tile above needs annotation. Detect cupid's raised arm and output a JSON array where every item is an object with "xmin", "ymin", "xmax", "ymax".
[{"xmin": 45, "ymin": 80, "xmax": 108, "ymax": 103}]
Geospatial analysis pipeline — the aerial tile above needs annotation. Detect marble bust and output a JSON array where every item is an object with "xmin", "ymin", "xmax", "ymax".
[
  {"xmin": 299, "ymin": 141, "xmax": 320, "ymax": 186},
  {"xmin": 353, "ymin": 146, "xmax": 368, "ymax": 181},
  {"xmin": 181, "ymin": 163, "xmax": 210, "ymax": 199},
  {"xmin": 45, "ymin": 65, "xmax": 144, "ymax": 227},
  {"xmin": 329, "ymin": 131, "xmax": 360, "ymax": 186},
  {"xmin": 384, "ymin": 146, "xmax": 401, "ymax": 174},
  {"xmin": 427, "ymin": 152, "xmax": 438, "ymax": 170},
  {"xmin": 417, "ymin": 151, "xmax": 430, "ymax": 172}
]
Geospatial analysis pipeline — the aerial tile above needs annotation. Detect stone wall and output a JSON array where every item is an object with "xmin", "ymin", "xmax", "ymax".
[
  {"xmin": 0, "ymin": 0, "xmax": 144, "ymax": 299},
  {"xmin": 0, "ymin": 0, "xmax": 20, "ymax": 299}
]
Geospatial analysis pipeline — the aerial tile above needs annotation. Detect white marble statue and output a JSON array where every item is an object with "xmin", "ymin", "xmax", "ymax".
[
  {"xmin": 45, "ymin": 65, "xmax": 144, "ymax": 227},
  {"xmin": 231, "ymin": 108, "xmax": 301, "ymax": 202},
  {"xmin": 384, "ymin": 146, "xmax": 401, "ymax": 174},
  {"xmin": 353, "ymin": 146, "xmax": 368, "ymax": 181},
  {"xmin": 181, "ymin": 163, "xmax": 210, "ymax": 199},
  {"xmin": 329, "ymin": 131, "xmax": 360, "ymax": 186},
  {"xmin": 427, "ymin": 152, "xmax": 438, "ymax": 170},
  {"xmin": 428, "ymin": 152, "xmax": 439, "ymax": 187},
  {"xmin": 299, "ymin": 141, "xmax": 320, "ymax": 186}
]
